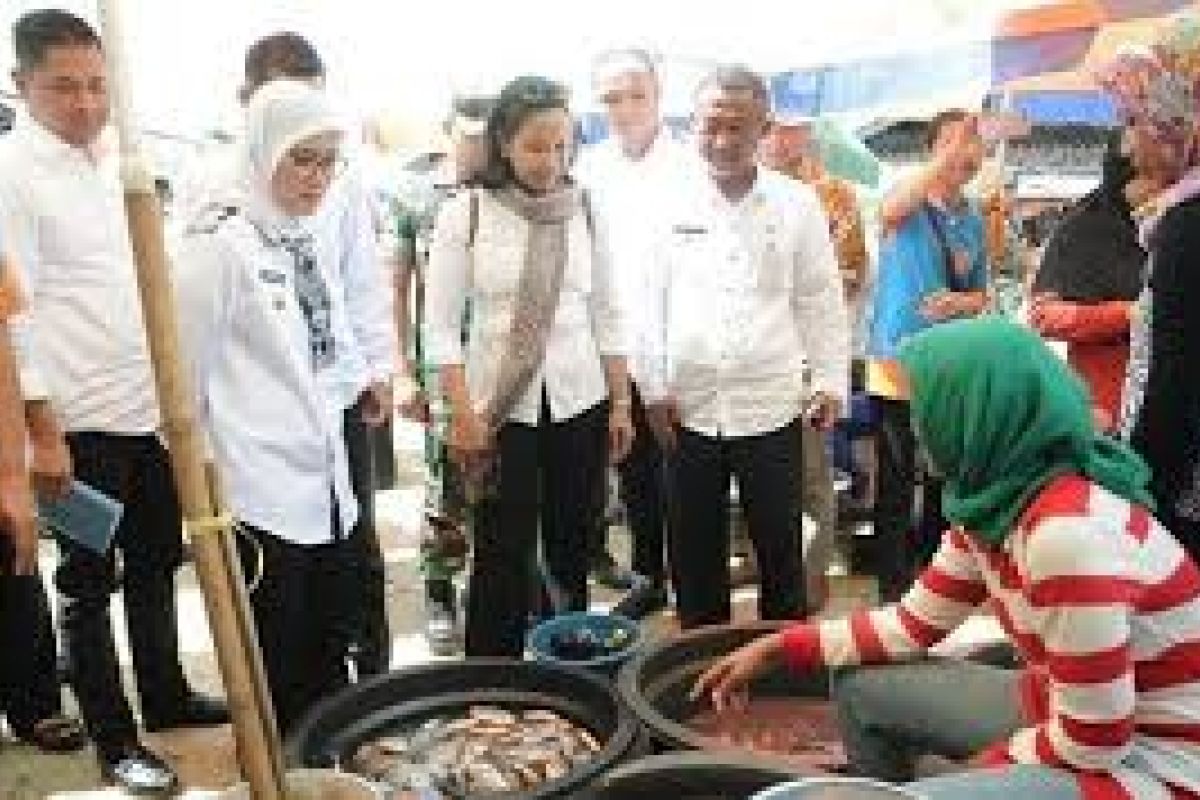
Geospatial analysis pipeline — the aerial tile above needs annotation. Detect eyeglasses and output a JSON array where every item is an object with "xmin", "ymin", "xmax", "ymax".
[{"xmin": 285, "ymin": 147, "xmax": 346, "ymax": 178}]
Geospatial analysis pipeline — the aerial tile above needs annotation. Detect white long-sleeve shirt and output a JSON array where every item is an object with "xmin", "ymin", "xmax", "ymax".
[
  {"xmin": 174, "ymin": 209, "xmax": 358, "ymax": 545},
  {"xmin": 643, "ymin": 167, "xmax": 851, "ymax": 439},
  {"xmin": 0, "ymin": 118, "xmax": 160, "ymax": 433},
  {"xmin": 176, "ymin": 143, "xmax": 397, "ymax": 411},
  {"xmin": 423, "ymin": 188, "xmax": 627, "ymax": 426},
  {"xmin": 576, "ymin": 130, "xmax": 694, "ymax": 391}
]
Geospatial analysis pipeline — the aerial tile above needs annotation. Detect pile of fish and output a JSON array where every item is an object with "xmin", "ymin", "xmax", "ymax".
[
  {"xmin": 351, "ymin": 706, "xmax": 603, "ymax": 797},
  {"xmin": 688, "ymin": 697, "xmax": 847, "ymax": 771}
]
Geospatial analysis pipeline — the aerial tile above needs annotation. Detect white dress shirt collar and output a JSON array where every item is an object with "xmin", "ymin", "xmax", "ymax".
[{"xmin": 17, "ymin": 114, "xmax": 109, "ymax": 167}]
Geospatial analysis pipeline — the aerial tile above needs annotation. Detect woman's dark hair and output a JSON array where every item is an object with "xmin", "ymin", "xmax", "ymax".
[
  {"xmin": 13, "ymin": 10, "xmax": 100, "ymax": 72},
  {"xmin": 477, "ymin": 75, "xmax": 571, "ymax": 190},
  {"xmin": 924, "ymin": 109, "xmax": 971, "ymax": 151}
]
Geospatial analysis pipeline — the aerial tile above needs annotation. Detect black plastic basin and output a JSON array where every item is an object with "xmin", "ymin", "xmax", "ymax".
[
  {"xmin": 287, "ymin": 658, "xmax": 644, "ymax": 798},
  {"xmin": 618, "ymin": 622, "xmax": 834, "ymax": 768},
  {"xmin": 583, "ymin": 752, "xmax": 815, "ymax": 799}
]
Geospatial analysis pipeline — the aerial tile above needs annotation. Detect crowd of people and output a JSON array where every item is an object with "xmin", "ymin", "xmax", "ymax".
[{"xmin": 0, "ymin": 5, "xmax": 1199, "ymax": 798}]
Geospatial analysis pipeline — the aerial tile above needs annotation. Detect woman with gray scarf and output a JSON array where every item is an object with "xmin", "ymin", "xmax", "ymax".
[{"xmin": 425, "ymin": 76, "xmax": 634, "ymax": 657}]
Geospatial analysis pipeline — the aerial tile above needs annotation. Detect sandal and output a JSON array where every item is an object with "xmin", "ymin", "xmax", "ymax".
[{"xmin": 13, "ymin": 714, "xmax": 87, "ymax": 753}]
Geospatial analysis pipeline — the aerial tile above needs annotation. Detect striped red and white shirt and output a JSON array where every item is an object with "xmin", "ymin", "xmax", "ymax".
[{"xmin": 783, "ymin": 475, "xmax": 1200, "ymax": 799}]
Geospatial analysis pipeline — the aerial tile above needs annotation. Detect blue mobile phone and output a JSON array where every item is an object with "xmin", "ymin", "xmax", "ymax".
[{"xmin": 38, "ymin": 481, "xmax": 123, "ymax": 555}]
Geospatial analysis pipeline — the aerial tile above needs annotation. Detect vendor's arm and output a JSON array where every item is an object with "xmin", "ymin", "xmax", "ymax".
[
  {"xmin": 781, "ymin": 528, "xmax": 988, "ymax": 671},
  {"xmin": 695, "ymin": 528, "xmax": 987, "ymax": 710}
]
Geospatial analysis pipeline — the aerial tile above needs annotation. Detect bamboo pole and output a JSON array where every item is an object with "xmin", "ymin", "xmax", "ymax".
[{"xmin": 95, "ymin": 2, "xmax": 286, "ymax": 797}]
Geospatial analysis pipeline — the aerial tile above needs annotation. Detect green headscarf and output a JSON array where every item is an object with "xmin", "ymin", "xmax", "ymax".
[{"xmin": 897, "ymin": 317, "xmax": 1155, "ymax": 546}]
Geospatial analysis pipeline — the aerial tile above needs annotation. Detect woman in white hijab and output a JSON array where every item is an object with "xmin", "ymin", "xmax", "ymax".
[{"xmin": 174, "ymin": 79, "xmax": 360, "ymax": 734}]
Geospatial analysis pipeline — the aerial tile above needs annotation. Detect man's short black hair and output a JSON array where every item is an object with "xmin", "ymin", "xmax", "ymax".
[
  {"xmin": 925, "ymin": 109, "xmax": 971, "ymax": 151},
  {"xmin": 243, "ymin": 32, "xmax": 325, "ymax": 95},
  {"xmin": 693, "ymin": 64, "xmax": 770, "ymax": 109},
  {"xmin": 13, "ymin": 9, "xmax": 101, "ymax": 71}
]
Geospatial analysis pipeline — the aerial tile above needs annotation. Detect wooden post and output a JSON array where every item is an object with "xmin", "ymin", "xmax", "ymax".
[{"xmin": 95, "ymin": 1, "xmax": 286, "ymax": 797}]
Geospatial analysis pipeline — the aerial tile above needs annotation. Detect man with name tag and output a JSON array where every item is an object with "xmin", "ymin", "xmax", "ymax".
[
  {"xmin": 0, "ymin": 10, "xmax": 227, "ymax": 793},
  {"xmin": 643, "ymin": 66, "xmax": 850, "ymax": 628}
]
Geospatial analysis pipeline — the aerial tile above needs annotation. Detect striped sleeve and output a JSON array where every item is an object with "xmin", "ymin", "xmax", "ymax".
[
  {"xmin": 781, "ymin": 529, "xmax": 987, "ymax": 670},
  {"xmin": 1007, "ymin": 515, "xmax": 1138, "ymax": 770}
]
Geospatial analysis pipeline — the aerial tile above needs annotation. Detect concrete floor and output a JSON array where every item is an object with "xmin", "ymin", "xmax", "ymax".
[{"xmin": 0, "ymin": 424, "xmax": 1002, "ymax": 798}]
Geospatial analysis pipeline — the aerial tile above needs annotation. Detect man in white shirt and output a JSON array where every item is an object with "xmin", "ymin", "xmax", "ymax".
[
  {"xmin": 644, "ymin": 66, "xmax": 851, "ymax": 628},
  {"xmin": 576, "ymin": 48, "xmax": 692, "ymax": 617},
  {"xmin": 0, "ymin": 11, "xmax": 226, "ymax": 793},
  {"xmin": 178, "ymin": 32, "xmax": 399, "ymax": 678}
]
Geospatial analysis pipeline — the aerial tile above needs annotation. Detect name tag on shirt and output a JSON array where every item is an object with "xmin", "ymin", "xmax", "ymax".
[
  {"xmin": 256, "ymin": 270, "xmax": 291, "ymax": 312},
  {"xmin": 258, "ymin": 268, "xmax": 287, "ymax": 286}
]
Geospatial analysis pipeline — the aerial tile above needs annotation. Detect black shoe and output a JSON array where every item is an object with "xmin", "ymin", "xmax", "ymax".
[
  {"xmin": 143, "ymin": 692, "xmax": 230, "ymax": 732},
  {"xmin": 611, "ymin": 579, "xmax": 669, "ymax": 621},
  {"xmin": 99, "ymin": 742, "xmax": 178, "ymax": 796},
  {"xmin": 590, "ymin": 552, "xmax": 636, "ymax": 590}
]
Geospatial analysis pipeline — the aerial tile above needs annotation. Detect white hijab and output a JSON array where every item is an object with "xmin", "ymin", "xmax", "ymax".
[{"xmin": 240, "ymin": 78, "xmax": 343, "ymax": 233}]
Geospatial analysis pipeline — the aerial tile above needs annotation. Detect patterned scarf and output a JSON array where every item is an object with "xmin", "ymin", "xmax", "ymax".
[
  {"xmin": 483, "ymin": 182, "xmax": 582, "ymax": 430},
  {"xmin": 1095, "ymin": 13, "xmax": 1200, "ymax": 244},
  {"xmin": 463, "ymin": 182, "xmax": 583, "ymax": 501},
  {"xmin": 278, "ymin": 230, "xmax": 336, "ymax": 372}
]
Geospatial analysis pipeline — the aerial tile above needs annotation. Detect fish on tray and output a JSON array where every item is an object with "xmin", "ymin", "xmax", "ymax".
[{"xmin": 352, "ymin": 705, "xmax": 605, "ymax": 798}]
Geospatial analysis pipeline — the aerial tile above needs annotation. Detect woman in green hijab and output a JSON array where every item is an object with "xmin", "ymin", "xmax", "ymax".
[{"xmin": 693, "ymin": 318, "xmax": 1200, "ymax": 799}]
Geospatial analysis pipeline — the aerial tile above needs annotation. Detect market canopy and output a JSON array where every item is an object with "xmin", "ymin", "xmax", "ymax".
[{"xmin": 770, "ymin": 0, "xmax": 1191, "ymax": 123}]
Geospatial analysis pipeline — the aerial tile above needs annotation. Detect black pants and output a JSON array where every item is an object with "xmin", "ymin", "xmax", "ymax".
[
  {"xmin": 465, "ymin": 399, "xmax": 608, "ymax": 657},
  {"xmin": 0, "ymin": 536, "xmax": 63, "ymax": 735},
  {"xmin": 617, "ymin": 386, "xmax": 668, "ymax": 583},
  {"xmin": 872, "ymin": 397, "xmax": 946, "ymax": 602},
  {"xmin": 235, "ymin": 523, "xmax": 354, "ymax": 736},
  {"xmin": 56, "ymin": 432, "xmax": 188, "ymax": 749},
  {"xmin": 342, "ymin": 398, "xmax": 390, "ymax": 677},
  {"xmin": 667, "ymin": 420, "xmax": 806, "ymax": 628},
  {"xmin": 371, "ymin": 418, "xmax": 397, "ymax": 491}
]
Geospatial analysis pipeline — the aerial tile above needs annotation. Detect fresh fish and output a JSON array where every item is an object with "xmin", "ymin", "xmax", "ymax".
[{"xmin": 353, "ymin": 706, "xmax": 603, "ymax": 797}]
